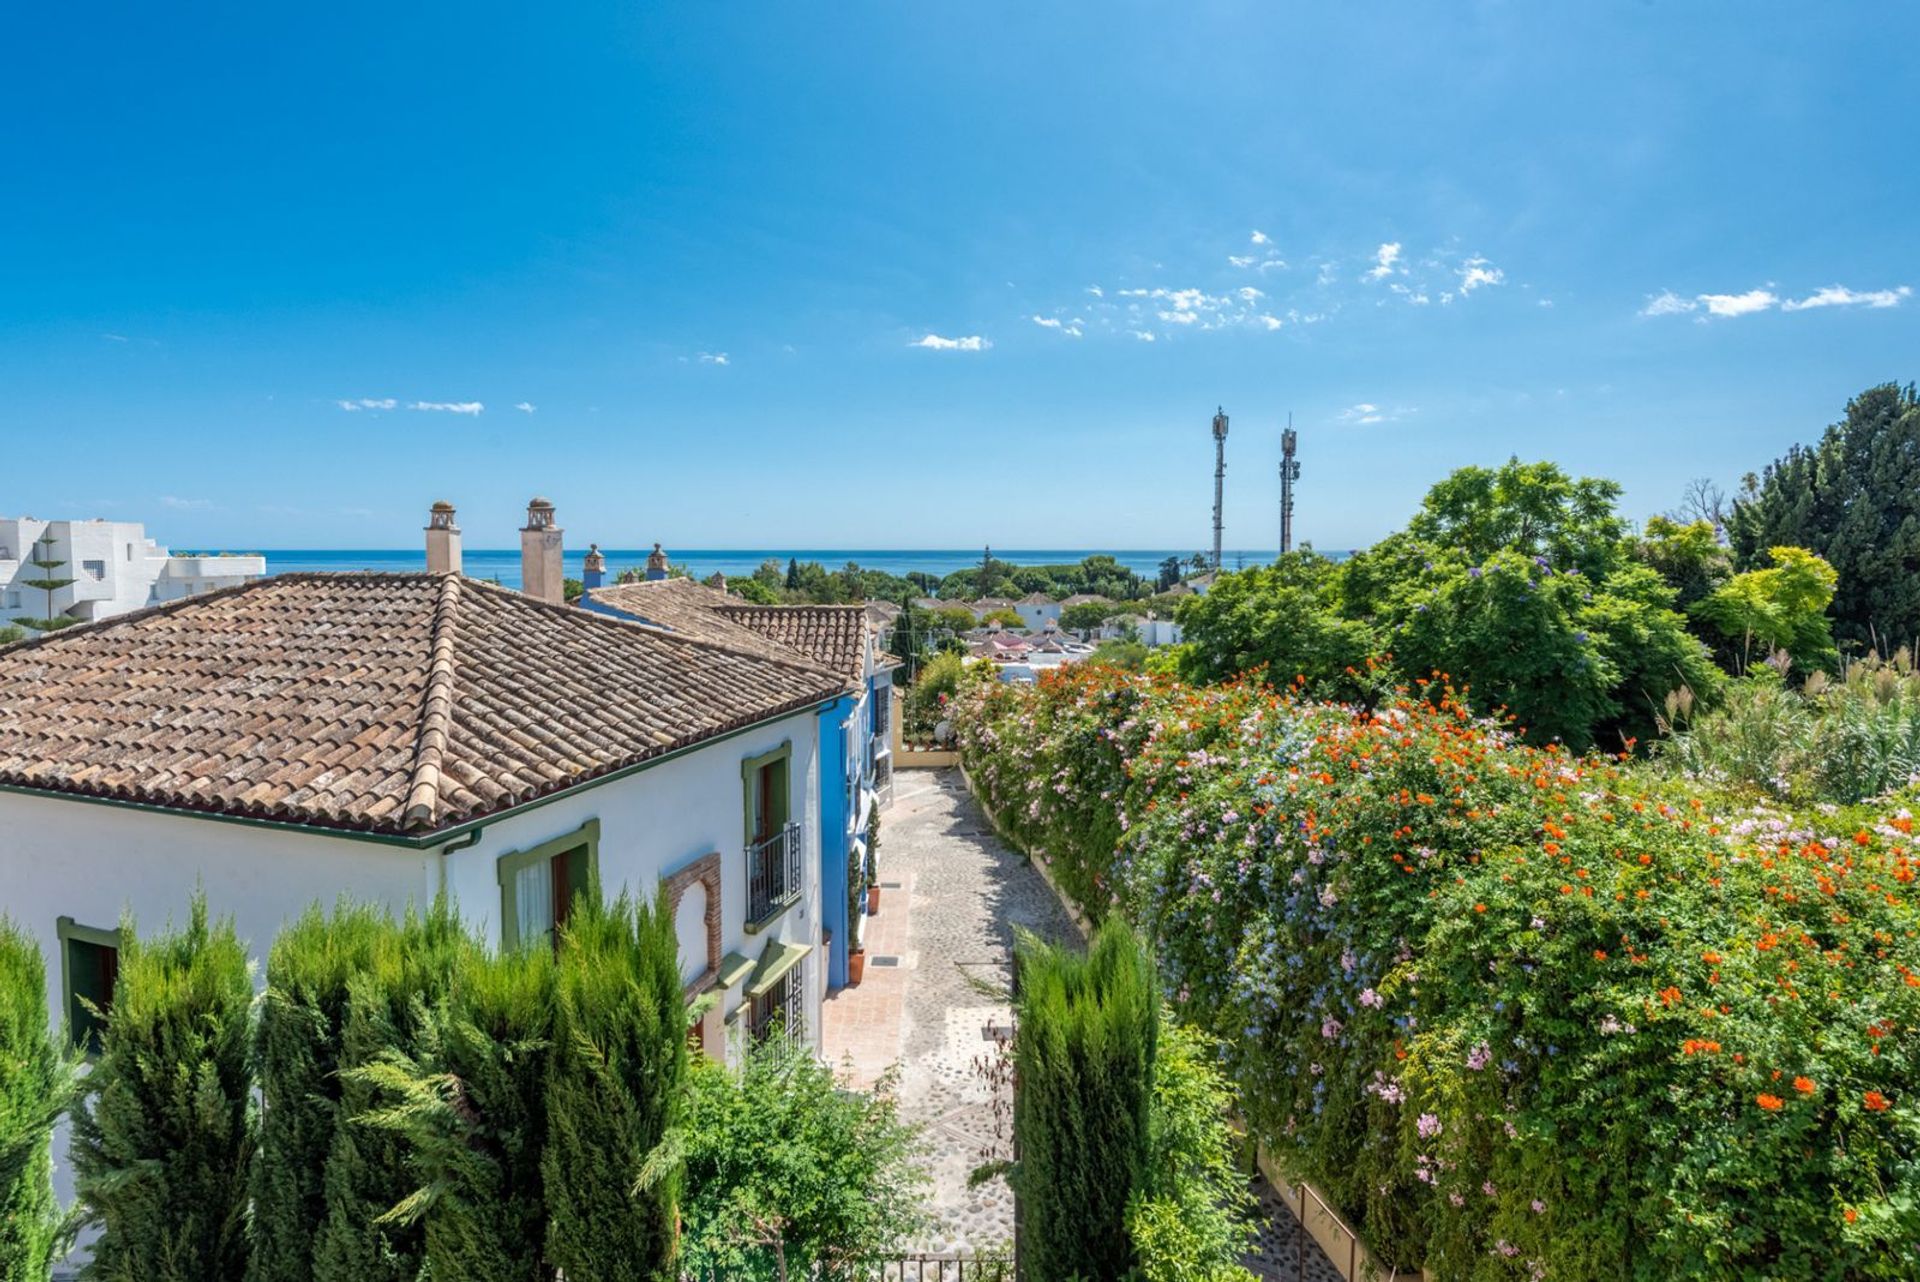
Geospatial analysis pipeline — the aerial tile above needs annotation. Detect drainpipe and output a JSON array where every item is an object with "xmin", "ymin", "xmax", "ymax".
[{"xmin": 436, "ymin": 826, "xmax": 485, "ymax": 901}]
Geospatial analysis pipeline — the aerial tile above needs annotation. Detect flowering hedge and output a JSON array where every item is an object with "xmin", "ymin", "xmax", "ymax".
[{"xmin": 956, "ymin": 665, "xmax": 1920, "ymax": 1279}]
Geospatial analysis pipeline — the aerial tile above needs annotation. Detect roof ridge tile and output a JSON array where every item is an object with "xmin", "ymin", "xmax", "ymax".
[{"xmin": 401, "ymin": 573, "xmax": 463, "ymax": 831}]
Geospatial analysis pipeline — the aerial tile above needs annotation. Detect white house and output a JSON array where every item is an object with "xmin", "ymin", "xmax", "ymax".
[
  {"xmin": 0, "ymin": 501, "xmax": 851, "ymax": 1209},
  {"xmin": 0, "ymin": 516, "xmax": 265, "ymax": 630},
  {"xmin": 1013, "ymin": 591, "xmax": 1062, "ymax": 631},
  {"xmin": 584, "ymin": 568, "xmax": 899, "ymax": 989}
]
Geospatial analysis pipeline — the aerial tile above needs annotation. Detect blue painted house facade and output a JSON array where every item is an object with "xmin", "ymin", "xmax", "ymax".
[{"xmin": 583, "ymin": 553, "xmax": 895, "ymax": 991}]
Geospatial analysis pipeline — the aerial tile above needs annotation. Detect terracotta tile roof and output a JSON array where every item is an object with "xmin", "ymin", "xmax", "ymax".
[
  {"xmin": 711, "ymin": 605, "xmax": 870, "ymax": 681},
  {"xmin": 0, "ymin": 574, "xmax": 847, "ymax": 836},
  {"xmin": 587, "ymin": 578, "xmax": 874, "ymax": 682}
]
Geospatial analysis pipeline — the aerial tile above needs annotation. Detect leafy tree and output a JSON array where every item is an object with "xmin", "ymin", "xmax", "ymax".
[
  {"xmin": 728, "ymin": 576, "xmax": 783, "ymax": 605},
  {"xmin": 1157, "ymin": 556, "xmax": 1183, "ymax": 592},
  {"xmin": 784, "ymin": 557, "xmax": 802, "ymax": 592},
  {"xmin": 1060, "ymin": 600, "xmax": 1114, "ymax": 634},
  {"xmin": 71, "ymin": 896, "xmax": 255, "ymax": 1282},
  {"xmin": 562, "ymin": 577, "xmax": 584, "ymax": 604},
  {"xmin": 14, "ymin": 532, "xmax": 77, "ymax": 633},
  {"xmin": 1691, "ymin": 545, "xmax": 1839, "ymax": 675},
  {"xmin": 932, "ymin": 605, "xmax": 978, "ymax": 637},
  {"xmin": 1007, "ymin": 922, "xmax": 1158, "ymax": 1282},
  {"xmin": 1173, "ymin": 554, "xmax": 1381, "ymax": 699},
  {"xmin": 0, "ymin": 624, "xmax": 24, "ymax": 647},
  {"xmin": 1406, "ymin": 458, "xmax": 1627, "ymax": 579},
  {"xmin": 1728, "ymin": 383, "xmax": 1920, "ymax": 652},
  {"xmin": 1633, "ymin": 516, "xmax": 1731, "ymax": 613},
  {"xmin": 0, "ymin": 917, "xmax": 77, "ymax": 1282},
  {"xmin": 1575, "ymin": 562, "xmax": 1726, "ymax": 749},
  {"xmin": 887, "ymin": 599, "xmax": 933, "ymax": 682},
  {"xmin": 981, "ymin": 608, "xmax": 1023, "ymax": 629},
  {"xmin": 543, "ymin": 887, "xmax": 686, "ymax": 1282},
  {"xmin": 680, "ymin": 1044, "xmax": 925, "ymax": 1281},
  {"xmin": 1091, "ymin": 638, "xmax": 1149, "ymax": 672},
  {"xmin": 1125, "ymin": 1021, "xmax": 1256, "ymax": 1282}
]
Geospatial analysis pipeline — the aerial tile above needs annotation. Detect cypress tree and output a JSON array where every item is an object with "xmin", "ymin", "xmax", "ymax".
[
  {"xmin": 541, "ymin": 885, "xmax": 687, "ymax": 1282},
  {"xmin": 1011, "ymin": 920, "xmax": 1159, "ymax": 1282},
  {"xmin": 0, "ymin": 917, "xmax": 78, "ymax": 1281},
  {"xmin": 311, "ymin": 901, "xmax": 476, "ymax": 1282},
  {"xmin": 15, "ymin": 532, "xmax": 78, "ymax": 634},
  {"xmin": 70, "ymin": 897, "xmax": 255, "ymax": 1282},
  {"xmin": 249, "ymin": 902, "xmax": 395, "ymax": 1282},
  {"xmin": 351, "ymin": 941, "xmax": 555, "ymax": 1281}
]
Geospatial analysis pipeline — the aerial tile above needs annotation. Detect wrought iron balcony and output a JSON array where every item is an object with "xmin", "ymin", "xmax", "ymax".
[{"xmin": 745, "ymin": 821, "xmax": 803, "ymax": 928}]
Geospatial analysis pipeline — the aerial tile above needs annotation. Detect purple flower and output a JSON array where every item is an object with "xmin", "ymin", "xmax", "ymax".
[
  {"xmin": 1360, "ymin": 987, "xmax": 1383, "ymax": 1009},
  {"xmin": 1466, "ymin": 1041, "xmax": 1493, "ymax": 1071},
  {"xmin": 1321, "ymin": 1015, "xmax": 1344, "ymax": 1040},
  {"xmin": 1417, "ymin": 1113, "xmax": 1443, "ymax": 1139}
]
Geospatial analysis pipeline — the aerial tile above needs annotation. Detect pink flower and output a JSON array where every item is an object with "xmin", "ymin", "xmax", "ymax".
[{"xmin": 1417, "ymin": 1113, "xmax": 1443, "ymax": 1139}]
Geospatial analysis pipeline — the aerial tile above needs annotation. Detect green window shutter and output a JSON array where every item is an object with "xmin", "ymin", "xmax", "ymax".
[
  {"xmin": 740, "ymin": 741, "xmax": 794, "ymax": 843},
  {"xmin": 57, "ymin": 917, "xmax": 121, "ymax": 1055},
  {"xmin": 496, "ymin": 819, "xmax": 601, "ymax": 950}
]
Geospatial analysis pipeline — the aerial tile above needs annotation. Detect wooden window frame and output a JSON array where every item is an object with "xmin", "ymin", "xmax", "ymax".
[
  {"xmin": 496, "ymin": 818, "xmax": 600, "ymax": 951},
  {"xmin": 57, "ymin": 916, "xmax": 121, "ymax": 1055},
  {"xmin": 740, "ymin": 741, "xmax": 793, "ymax": 845}
]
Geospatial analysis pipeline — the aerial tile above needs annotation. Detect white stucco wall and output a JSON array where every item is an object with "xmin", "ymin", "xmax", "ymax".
[
  {"xmin": 0, "ymin": 517, "xmax": 264, "ymax": 625},
  {"xmin": 0, "ymin": 703, "xmax": 828, "ymax": 1216}
]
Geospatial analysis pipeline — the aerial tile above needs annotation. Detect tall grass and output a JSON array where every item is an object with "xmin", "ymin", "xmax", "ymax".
[{"xmin": 1658, "ymin": 649, "xmax": 1920, "ymax": 802}]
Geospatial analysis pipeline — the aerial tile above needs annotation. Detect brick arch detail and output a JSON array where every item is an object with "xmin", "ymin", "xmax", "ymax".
[{"xmin": 665, "ymin": 851, "xmax": 723, "ymax": 994}]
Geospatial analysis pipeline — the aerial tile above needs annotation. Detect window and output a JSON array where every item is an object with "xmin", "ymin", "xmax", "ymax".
[
  {"xmin": 2, "ymin": 591, "xmax": 17, "ymax": 610},
  {"xmin": 742, "ymin": 743, "xmax": 799, "ymax": 927},
  {"xmin": 748, "ymin": 951, "xmax": 807, "ymax": 1046},
  {"xmin": 58, "ymin": 917, "xmax": 120, "ymax": 1054},
  {"xmin": 82, "ymin": 560, "xmax": 106, "ymax": 581},
  {"xmin": 496, "ymin": 819, "xmax": 600, "ymax": 950}
]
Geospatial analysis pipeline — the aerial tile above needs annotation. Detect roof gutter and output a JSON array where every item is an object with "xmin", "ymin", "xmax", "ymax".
[{"xmin": 0, "ymin": 692, "xmax": 846, "ymax": 851}]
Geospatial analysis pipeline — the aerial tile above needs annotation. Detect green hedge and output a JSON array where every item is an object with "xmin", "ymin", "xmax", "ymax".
[
  {"xmin": 0, "ymin": 917, "xmax": 74, "ymax": 1282},
  {"xmin": 958, "ymin": 665, "xmax": 1920, "ymax": 1279}
]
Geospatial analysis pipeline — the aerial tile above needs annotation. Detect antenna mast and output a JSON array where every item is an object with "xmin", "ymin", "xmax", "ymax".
[
  {"xmin": 1279, "ymin": 416, "xmax": 1299, "ymax": 555},
  {"xmin": 1211, "ymin": 406, "xmax": 1229, "ymax": 570}
]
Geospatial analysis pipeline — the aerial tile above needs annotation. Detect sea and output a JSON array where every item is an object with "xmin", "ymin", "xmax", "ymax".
[{"xmin": 257, "ymin": 549, "xmax": 1285, "ymax": 592}]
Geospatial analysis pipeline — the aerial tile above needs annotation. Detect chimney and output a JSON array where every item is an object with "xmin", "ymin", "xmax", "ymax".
[
  {"xmin": 425, "ymin": 501, "xmax": 462, "ymax": 575},
  {"xmin": 582, "ymin": 543, "xmax": 607, "ymax": 592},
  {"xmin": 520, "ymin": 497, "xmax": 563, "ymax": 604},
  {"xmin": 644, "ymin": 542, "xmax": 670, "ymax": 581}
]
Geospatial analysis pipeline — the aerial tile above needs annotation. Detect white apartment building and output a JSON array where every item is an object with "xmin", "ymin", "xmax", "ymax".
[{"xmin": 0, "ymin": 517, "xmax": 265, "ymax": 630}]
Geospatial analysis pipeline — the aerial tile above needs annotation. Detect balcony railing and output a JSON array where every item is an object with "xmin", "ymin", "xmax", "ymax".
[{"xmin": 746, "ymin": 821, "xmax": 803, "ymax": 927}]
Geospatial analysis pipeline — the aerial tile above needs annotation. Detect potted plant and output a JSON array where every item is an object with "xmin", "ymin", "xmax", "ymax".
[
  {"xmin": 865, "ymin": 807, "xmax": 882, "ymax": 914},
  {"xmin": 847, "ymin": 914, "xmax": 866, "ymax": 985}
]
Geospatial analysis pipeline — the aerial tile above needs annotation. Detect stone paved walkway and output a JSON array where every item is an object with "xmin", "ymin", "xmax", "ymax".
[{"xmin": 822, "ymin": 768, "xmax": 1339, "ymax": 1281}]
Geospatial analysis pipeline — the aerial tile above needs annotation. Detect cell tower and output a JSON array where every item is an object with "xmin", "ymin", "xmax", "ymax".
[
  {"xmin": 1279, "ymin": 417, "xmax": 1300, "ymax": 554},
  {"xmin": 1211, "ymin": 406, "xmax": 1229, "ymax": 570}
]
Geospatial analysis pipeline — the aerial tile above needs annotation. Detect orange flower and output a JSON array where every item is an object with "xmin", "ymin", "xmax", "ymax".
[
  {"xmin": 1474, "ymin": 902, "xmax": 1488, "ymax": 914},
  {"xmin": 1863, "ymin": 1091, "xmax": 1891, "ymax": 1112},
  {"xmin": 1756, "ymin": 1093, "xmax": 1785, "ymax": 1111},
  {"xmin": 1793, "ymin": 1076, "xmax": 1815, "ymax": 1095},
  {"xmin": 1845, "ymin": 1207, "xmax": 1859, "ymax": 1224},
  {"xmin": 1658, "ymin": 986, "xmax": 1683, "ymax": 1007}
]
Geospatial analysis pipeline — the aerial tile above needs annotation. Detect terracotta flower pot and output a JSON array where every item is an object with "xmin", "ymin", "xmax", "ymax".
[
  {"xmin": 867, "ymin": 884, "xmax": 881, "ymax": 914},
  {"xmin": 848, "ymin": 948, "xmax": 867, "ymax": 985}
]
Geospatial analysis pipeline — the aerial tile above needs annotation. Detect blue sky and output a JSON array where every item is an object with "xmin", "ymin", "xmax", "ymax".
[{"xmin": 3, "ymin": 1, "xmax": 1915, "ymax": 553}]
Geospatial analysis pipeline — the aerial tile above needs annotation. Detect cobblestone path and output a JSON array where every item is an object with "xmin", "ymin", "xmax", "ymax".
[{"xmin": 822, "ymin": 768, "xmax": 1340, "ymax": 1281}]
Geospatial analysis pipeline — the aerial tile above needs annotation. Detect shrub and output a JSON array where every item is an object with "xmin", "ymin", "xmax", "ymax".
[
  {"xmin": 251, "ymin": 901, "xmax": 402, "ymax": 1282},
  {"xmin": 71, "ymin": 896, "xmax": 255, "ymax": 1282},
  {"xmin": 680, "ymin": 1041, "xmax": 926, "ymax": 1280},
  {"xmin": 351, "ymin": 941, "xmax": 555, "ymax": 1281},
  {"xmin": 311, "ymin": 901, "xmax": 478, "ymax": 1282},
  {"xmin": 958, "ymin": 667, "xmax": 1920, "ymax": 1278},
  {"xmin": 542, "ymin": 886, "xmax": 687, "ymax": 1282},
  {"xmin": 0, "ymin": 917, "xmax": 76, "ymax": 1281},
  {"xmin": 1011, "ymin": 921, "xmax": 1158, "ymax": 1282}
]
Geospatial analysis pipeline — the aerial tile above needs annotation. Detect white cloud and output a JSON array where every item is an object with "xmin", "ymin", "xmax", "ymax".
[
  {"xmin": 160, "ymin": 495, "xmax": 212, "ymax": 510},
  {"xmin": 1640, "ymin": 290, "xmax": 1697, "ymax": 317},
  {"xmin": 910, "ymin": 334, "xmax": 991, "ymax": 351},
  {"xmin": 1699, "ymin": 289, "xmax": 1777, "ymax": 318},
  {"xmin": 1256, "ymin": 314, "xmax": 1283, "ymax": 331},
  {"xmin": 1458, "ymin": 256, "xmax": 1504, "ymax": 293},
  {"xmin": 1086, "ymin": 285, "xmax": 1104, "ymax": 297},
  {"xmin": 1335, "ymin": 402, "xmax": 1413, "ymax": 426},
  {"xmin": 1032, "ymin": 316, "xmax": 1083, "ymax": 337},
  {"xmin": 337, "ymin": 397, "xmax": 398, "ymax": 412},
  {"xmin": 1130, "ymin": 330, "xmax": 1157, "ymax": 342},
  {"xmin": 102, "ymin": 333, "xmax": 129, "ymax": 343},
  {"xmin": 697, "ymin": 352, "xmax": 730, "ymax": 365},
  {"xmin": 1366, "ymin": 242, "xmax": 1403, "ymax": 280},
  {"xmin": 409, "ymin": 400, "xmax": 485, "ymax": 415},
  {"xmin": 514, "ymin": 401, "xmax": 536, "ymax": 413},
  {"xmin": 1782, "ymin": 284, "xmax": 1912, "ymax": 311},
  {"xmin": 1227, "ymin": 254, "xmax": 1256, "ymax": 268},
  {"xmin": 1251, "ymin": 230, "xmax": 1271, "ymax": 245}
]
